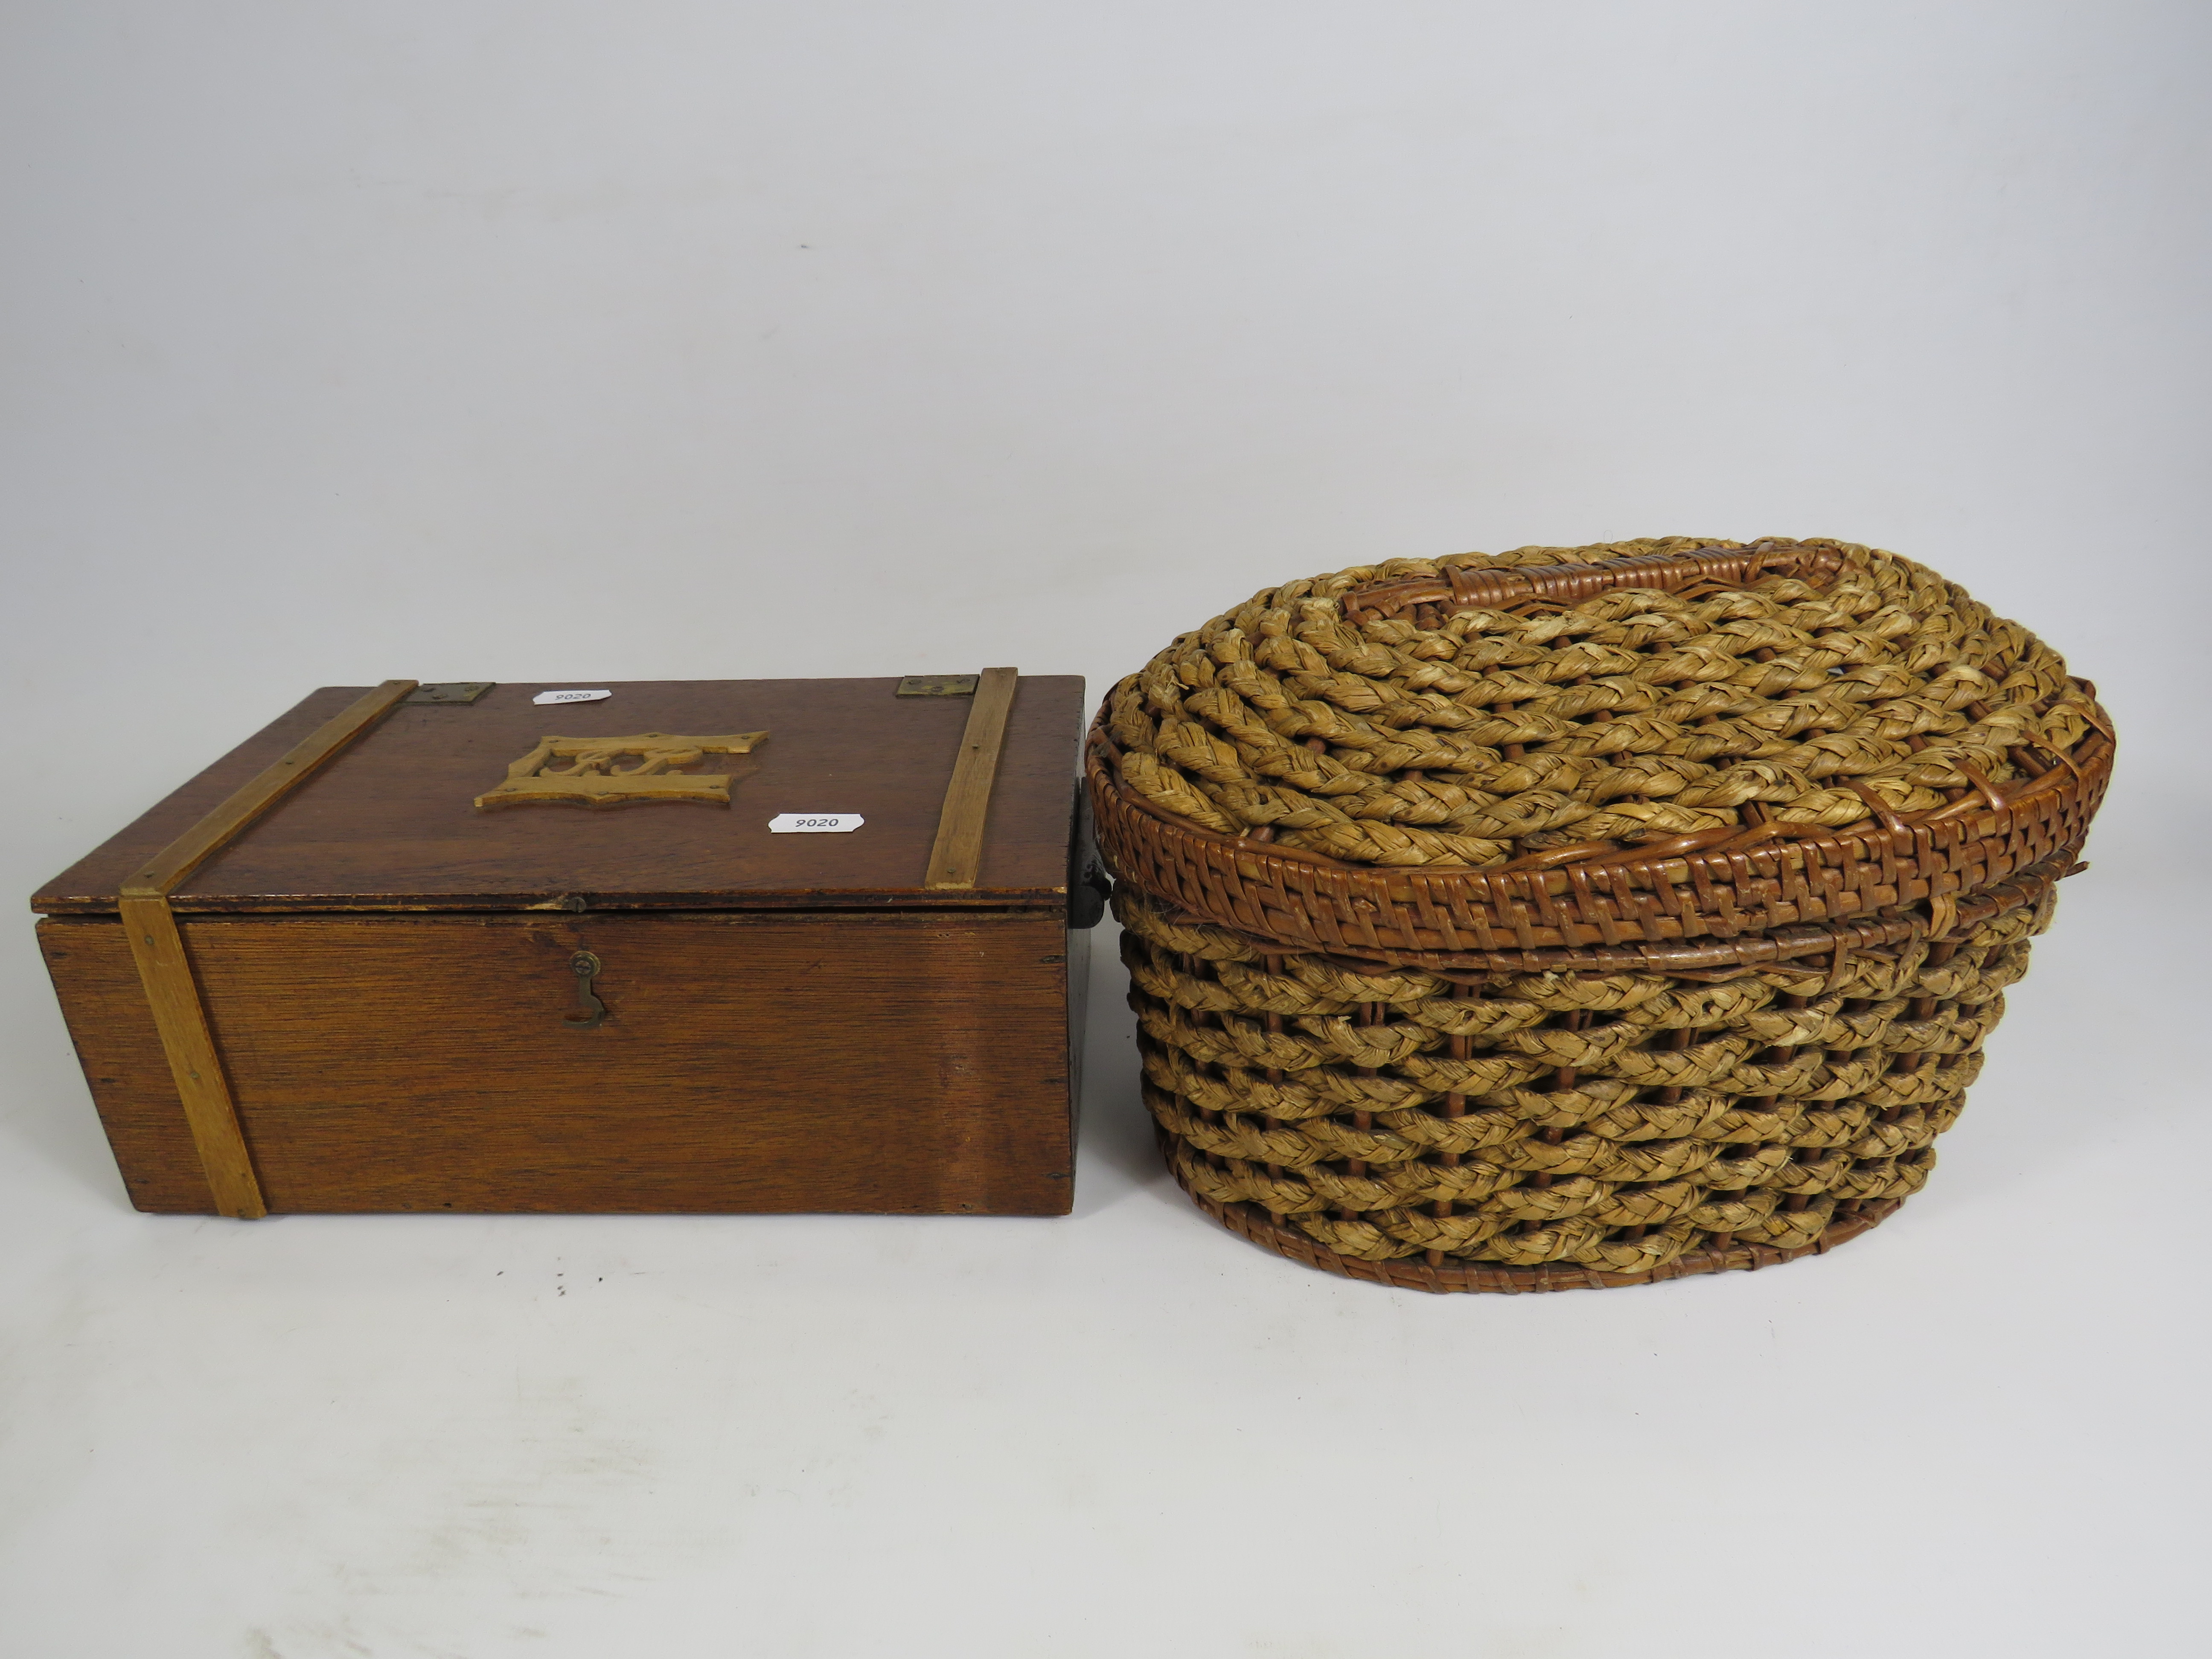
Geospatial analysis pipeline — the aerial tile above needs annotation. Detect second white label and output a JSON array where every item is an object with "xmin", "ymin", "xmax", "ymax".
[{"xmin": 768, "ymin": 813, "xmax": 864, "ymax": 834}]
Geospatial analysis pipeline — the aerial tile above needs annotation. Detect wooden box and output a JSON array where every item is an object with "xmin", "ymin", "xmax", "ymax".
[{"xmin": 33, "ymin": 672, "xmax": 1102, "ymax": 1218}]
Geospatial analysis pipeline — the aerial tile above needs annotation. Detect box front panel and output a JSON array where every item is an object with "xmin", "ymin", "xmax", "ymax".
[{"xmin": 41, "ymin": 911, "xmax": 1074, "ymax": 1215}]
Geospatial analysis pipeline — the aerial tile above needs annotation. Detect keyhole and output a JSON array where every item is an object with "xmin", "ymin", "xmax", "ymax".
[{"xmin": 565, "ymin": 950, "xmax": 606, "ymax": 1030}]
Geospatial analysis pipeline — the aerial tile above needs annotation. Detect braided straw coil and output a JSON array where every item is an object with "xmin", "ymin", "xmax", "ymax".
[{"xmin": 1093, "ymin": 538, "xmax": 2109, "ymax": 1290}]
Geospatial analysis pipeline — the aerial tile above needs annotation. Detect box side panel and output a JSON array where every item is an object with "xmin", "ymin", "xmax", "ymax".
[
  {"xmin": 1065, "ymin": 922, "xmax": 1090, "ymax": 1147},
  {"xmin": 35, "ymin": 919, "xmax": 217, "ymax": 1213},
  {"xmin": 183, "ymin": 910, "xmax": 1075, "ymax": 1215}
]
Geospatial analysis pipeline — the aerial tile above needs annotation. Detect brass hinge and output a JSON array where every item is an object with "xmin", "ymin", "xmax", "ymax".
[
  {"xmin": 405, "ymin": 682, "xmax": 496, "ymax": 704},
  {"xmin": 896, "ymin": 675, "xmax": 978, "ymax": 697}
]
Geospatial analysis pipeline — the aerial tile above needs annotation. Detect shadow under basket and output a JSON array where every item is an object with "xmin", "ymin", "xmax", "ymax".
[{"xmin": 1090, "ymin": 538, "xmax": 2113, "ymax": 1292}]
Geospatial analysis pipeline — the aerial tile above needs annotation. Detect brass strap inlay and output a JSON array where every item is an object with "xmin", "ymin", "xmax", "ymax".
[
  {"xmin": 923, "ymin": 667, "xmax": 1019, "ymax": 891},
  {"xmin": 119, "ymin": 897, "xmax": 267, "ymax": 1218},
  {"xmin": 121, "ymin": 678, "xmax": 419, "ymax": 1218}
]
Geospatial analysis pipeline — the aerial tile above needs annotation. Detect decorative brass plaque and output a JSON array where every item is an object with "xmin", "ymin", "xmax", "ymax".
[
  {"xmin": 474, "ymin": 731, "xmax": 768, "ymax": 810},
  {"xmin": 406, "ymin": 682, "xmax": 496, "ymax": 704},
  {"xmin": 896, "ymin": 675, "xmax": 978, "ymax": 697}
]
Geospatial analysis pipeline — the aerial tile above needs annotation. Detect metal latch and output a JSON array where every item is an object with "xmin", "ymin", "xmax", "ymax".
[{"xmin": 406, "ymin": 682, "xmax": 496, "ymax": 704}]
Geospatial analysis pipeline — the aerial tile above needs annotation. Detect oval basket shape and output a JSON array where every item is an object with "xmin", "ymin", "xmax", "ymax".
[{"xmin": 1091, "ymin": 537, "xmax": 2111, "ymax": 1291}]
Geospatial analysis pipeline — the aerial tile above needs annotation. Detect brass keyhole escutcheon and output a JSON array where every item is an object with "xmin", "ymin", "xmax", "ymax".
[{"xmin": 564, "ymin": 950, "xmax": 606, "ymax": 1030}]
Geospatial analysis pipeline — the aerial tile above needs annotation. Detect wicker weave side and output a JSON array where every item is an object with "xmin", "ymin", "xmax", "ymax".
[
  {"xmin": 1123, "ymin": 873, "xmax": 2053, "ymax": 1288},
  {"xmin": 1165, "ymin": 1145, "xmax": 1907, "ymax": 1292}
]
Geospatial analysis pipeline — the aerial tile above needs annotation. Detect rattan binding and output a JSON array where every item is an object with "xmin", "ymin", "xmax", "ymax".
[{"xmin": 1343, "ymin": 540, "xmax": 1848, "ymax": 627}]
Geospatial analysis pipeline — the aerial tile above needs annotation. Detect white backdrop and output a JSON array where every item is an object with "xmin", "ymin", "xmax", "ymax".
[{"xmin": 3, "ymin": 4, "xmax": 2207, "ymax": 1655}]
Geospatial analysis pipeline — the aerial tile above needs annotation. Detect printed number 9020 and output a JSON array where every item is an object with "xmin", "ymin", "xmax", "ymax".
[{"xmin": 768, "ymin": 812, "xmax": 864, "ymax": 834}]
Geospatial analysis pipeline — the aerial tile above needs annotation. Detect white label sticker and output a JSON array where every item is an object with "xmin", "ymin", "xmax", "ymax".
[
  {"xmin": 769, "ymin": 813, "xmax": 864, "ymax": 834},
  {"xmin": 532, "ymin": 688, "xmax": 612, "ymax": 705}
]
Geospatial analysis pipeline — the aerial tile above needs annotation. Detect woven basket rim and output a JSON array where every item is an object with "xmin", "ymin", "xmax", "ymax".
[
  {"xmin": 1087, "ymin": 704, "xmax": 2109, "ymax": 974},
  {"xmin": 1120, "ymin": 855, "xmax": 2072, "ymax": 981}
]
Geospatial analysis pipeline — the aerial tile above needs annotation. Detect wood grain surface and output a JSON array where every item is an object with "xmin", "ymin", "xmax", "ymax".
[
  {"xmin": 122, "ymin": 680, "xmax": 420, "ymax": 896},
  {"xmin": 34, "ymin": 676, "xmax": 1086, "ymax": 914},
  {"xmin": 40, "ymin": 910, "xmax": 1079, "ymax": 1215}
]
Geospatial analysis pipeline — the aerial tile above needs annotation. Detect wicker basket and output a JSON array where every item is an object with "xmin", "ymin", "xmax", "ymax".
[{"xmin": 1090, "ymin": 538, "xmax": 2111, "ymax": 1292}]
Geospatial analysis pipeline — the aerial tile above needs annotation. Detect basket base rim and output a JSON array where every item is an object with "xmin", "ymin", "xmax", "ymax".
[{"xmin": 1164, "ymin": 1147, "xmax": 1907, "ymax": 1294}]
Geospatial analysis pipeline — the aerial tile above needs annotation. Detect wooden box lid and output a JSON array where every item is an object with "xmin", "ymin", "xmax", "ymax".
[{"xmin": 33, "ymin": 676, "xmax": 1087, "ymax": 915}]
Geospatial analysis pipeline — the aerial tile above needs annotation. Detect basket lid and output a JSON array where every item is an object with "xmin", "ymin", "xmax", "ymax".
[{"xmin": 1089, "ymin": 538, "xmax": 2110, "ymax": 972}]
